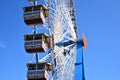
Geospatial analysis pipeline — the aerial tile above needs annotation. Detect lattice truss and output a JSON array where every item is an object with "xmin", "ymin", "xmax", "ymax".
[{"xmin": 39, "ymin": 0, "xmax": 77, "ymax": 80}]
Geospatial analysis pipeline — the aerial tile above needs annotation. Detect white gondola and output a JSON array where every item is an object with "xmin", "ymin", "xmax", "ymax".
[
  {"xmin": 24, "ymin": 33, "xmax": 49, "ymax": 53},
  {"xmin": 27, "ymin": 62, "xmax": 53, "ymax": 80},
  {"xmin": 66, "ymin": 0, "xmax": 74, "ymax": 7},
  {"xmin": 69, "ymin": 9, "xmax": 76, "ymax": 16},
  {"xmin": 71, "ymin": 17, "xmax": 76, "ymax": 25},
  {"xmin": 23, "ymin": 5, "xmax": 48, "ymax": 26}
]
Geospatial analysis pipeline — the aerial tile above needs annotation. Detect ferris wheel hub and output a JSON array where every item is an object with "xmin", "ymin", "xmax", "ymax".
[
  {"xmin": 83, "ymin": 33, "xmax": 87, "ymax": 50},
  {"xmin": 77, "ymin": 34, "xmax": 87, "ymax": 50}
]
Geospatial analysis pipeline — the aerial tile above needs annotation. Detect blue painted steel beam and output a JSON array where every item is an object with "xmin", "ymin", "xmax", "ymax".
[
  {"xmin": 81, "ymin": 49, "xmax": 86, "ymax": 80},
  {"xmin": 75, "ymin": 62, "xmax": 82, "ymax": 65},
  {"xmin": 55, "ymin": 39, "xmax": 84, "ymax": 49},
  {"xmin": 56, "ymin": 40, "xmax": 75, "ymax": 47}
]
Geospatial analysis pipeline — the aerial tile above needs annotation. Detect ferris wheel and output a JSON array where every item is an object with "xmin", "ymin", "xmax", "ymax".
[{"xmin": 23, "ymin": 0, "xmax": 87, "ymax": 80}]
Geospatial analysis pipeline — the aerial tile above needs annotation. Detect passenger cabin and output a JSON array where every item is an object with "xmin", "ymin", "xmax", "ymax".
[
  {"xmin": 65, "ymin": 0, "xmax": 74, "ymax": 7},
  {"xmin": 23, "ymin": 5, "xmax": 48, "ymax": 26},
  {"xmin": 71, "ymin": 18, "xmax": 76, "ymax": 25},
  {"xmin": 67, "ymin": 0, "xmax": 74, "ymax": 7},
  {"xmin": 69, "ymin": 9, "xmax": 76, "ymax": 16},
  {"xmin": 27, "ymin": 62, "xmax": 53, "ymax": 80},
  {"xmin": 24, "ymin": 33, "xmax": 49, "ymax": 53}
]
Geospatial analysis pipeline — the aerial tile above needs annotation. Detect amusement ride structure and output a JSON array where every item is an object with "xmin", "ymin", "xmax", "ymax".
[{"xmin": 23, "ymin": 0, "xmax": 87, "ymax": 80}]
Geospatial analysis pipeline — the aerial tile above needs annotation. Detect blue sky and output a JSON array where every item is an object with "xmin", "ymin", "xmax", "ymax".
[
  {"xmin": 76, "ymin": 0, "xmax": 120, "ymax": 80},
  {"xmin": 0, "ymin": 0, "xmax": 120, "ymax": 80}
]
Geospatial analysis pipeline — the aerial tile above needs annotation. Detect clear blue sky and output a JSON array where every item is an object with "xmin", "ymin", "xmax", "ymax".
[{"xmin": 0, "ymin": 0, "xmax": 120, "ymax": 80}]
